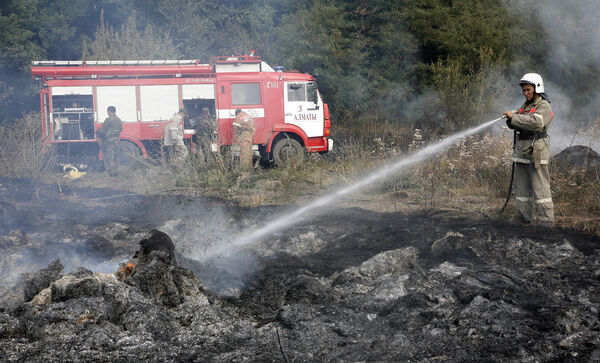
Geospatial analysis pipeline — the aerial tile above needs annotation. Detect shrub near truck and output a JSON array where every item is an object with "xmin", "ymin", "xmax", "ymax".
[{"xmin": 31, "ymin": 54, "xmax": 333, "ymax": 166}]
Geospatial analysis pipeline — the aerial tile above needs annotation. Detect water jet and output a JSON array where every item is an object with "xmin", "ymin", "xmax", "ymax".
[{"xmin": 206, "ymin": 117, "xmax": 506, "ymax": 258}]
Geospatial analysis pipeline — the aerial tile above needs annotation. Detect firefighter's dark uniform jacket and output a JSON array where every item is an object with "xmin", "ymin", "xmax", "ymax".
[
  {"xmin": 97, "ymin": 114, "xmax": 122, "ymax": 175},
  {"xmin": 509, "ymin": 95, "xmax": 554, "ymax": 223},
  {"xmin": 98, "ymin": 114, "xmax": 123, "ymax": 140}
]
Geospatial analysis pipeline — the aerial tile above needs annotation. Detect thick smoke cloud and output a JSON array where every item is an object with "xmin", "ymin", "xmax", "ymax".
[
  {"xmin": 152, "ymin": 200, "xmax": 264, "ymax": 296},
  {"xmin": 535, "ymin": 1, "xmax": 600, "ymax": 78},
  {"xmin": 507, "ymin": 0, "xmax": 600, "ymax": 152}
]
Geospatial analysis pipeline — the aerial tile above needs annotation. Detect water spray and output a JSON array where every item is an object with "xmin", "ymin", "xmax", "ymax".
[{"xmin": 205, "ymin": 116, "xmax": 507, "ymax": 258}]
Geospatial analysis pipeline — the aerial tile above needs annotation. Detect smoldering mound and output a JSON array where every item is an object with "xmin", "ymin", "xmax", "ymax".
[
  {"xmin": 1, "ymin": 178, "xmax": 600, "ymax": 361},
  {"xmin": 553, "ymin": 145, "xmax": 600, "ymax": 170}
]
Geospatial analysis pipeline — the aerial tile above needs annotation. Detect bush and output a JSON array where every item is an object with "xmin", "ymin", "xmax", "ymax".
[{"xmin": 0, "ymin": 112, "xmax": 55, "ymax": 180}]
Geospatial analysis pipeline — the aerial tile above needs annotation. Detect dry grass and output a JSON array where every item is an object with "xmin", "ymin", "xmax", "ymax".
[
  {"xmin": 551, "ymin": 121, "xmax": 600, "ymax": 234},
  {"xmin": 405, "ymin": 127, "xmax": 513, "ymax": 211},
  {"xmin": 1, "ymin": 112, "xmax": 598, "ymax": 236},
  {"xmin": 390, "ymin": 122, "xmax": 600, "ymax": 235}
]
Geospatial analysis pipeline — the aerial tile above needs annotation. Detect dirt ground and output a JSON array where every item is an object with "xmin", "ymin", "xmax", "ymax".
[{"xmin": 1, "ymin": 176, "xmax": 599, "ymax": 361}]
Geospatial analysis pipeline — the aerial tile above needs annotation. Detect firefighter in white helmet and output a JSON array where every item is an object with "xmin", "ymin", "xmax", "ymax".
[{"xmin": 503, "ymin": 73, "xmax": 554, "ymax": 226}]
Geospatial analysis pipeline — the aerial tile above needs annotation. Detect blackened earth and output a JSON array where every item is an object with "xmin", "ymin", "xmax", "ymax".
[{"xmin": 1, "ymin": 177, "xmax": 599, "ymax": 361}]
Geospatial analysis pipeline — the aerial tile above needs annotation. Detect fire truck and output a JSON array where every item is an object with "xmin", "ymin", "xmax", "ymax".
[{"xmin": 30, "ymin": 54, "xmax": 332, "ymax": 166}]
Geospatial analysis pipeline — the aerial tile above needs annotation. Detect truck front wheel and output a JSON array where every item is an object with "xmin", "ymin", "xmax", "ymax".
[{"xmin": 272, "ymin": 137, "xmax": 304, "ymax": 166}]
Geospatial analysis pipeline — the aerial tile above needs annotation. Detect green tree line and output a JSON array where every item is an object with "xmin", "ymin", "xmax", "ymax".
[{"xmin": 0, "ymin": 0, "xmax": 594, "ymax": 130}]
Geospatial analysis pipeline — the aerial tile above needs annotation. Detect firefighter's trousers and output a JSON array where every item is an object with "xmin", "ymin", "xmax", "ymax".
[
  {"xmin": 166, "ymin": 144, "xmax": 188, "ymax": 165},
  {"xmin": 103, "ymin": 138, "xmax": 120, "ymax": 175},
  {"xmin": 514, "ymin": 162, "xmax": 554, "ymax": 223},
  {"xmin": 238, "ymin": 131, "xmax": 253, "ymax": 171}
]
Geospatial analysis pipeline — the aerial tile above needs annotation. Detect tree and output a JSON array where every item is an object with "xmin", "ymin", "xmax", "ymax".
[
  {"xmin": 345, "ymin": 1, "xmax": 418, "ymax": 121},
  {"xmin": 83, "ymin": 11, "xmax": 178, "ymax": 60},
  {"xmin": 431, "ymin": 47, "xmax": 511, "ymax": 132},
  {"xmin": 0, "ymin": 1, "xmax": 45, "ymax": 124},
  {"xmin": 0, "ymin": 0, "xmax": 103, "ymax": 124},
  {"xmin": 402, "ymin": 0, "xmax": 539, "ymax": 75},
  {"xmin": 275, "ymin": 0, "xmax": 368, "ymax": 122}
]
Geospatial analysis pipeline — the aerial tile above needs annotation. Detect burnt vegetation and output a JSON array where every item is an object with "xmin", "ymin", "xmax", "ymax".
[
  {"xmin": 1, "ymin": 181, "xmax": 599, "ymax": 361},
  {"xmin": 1, "ymin": 0, "xmax": 600, "ymax": 360}
]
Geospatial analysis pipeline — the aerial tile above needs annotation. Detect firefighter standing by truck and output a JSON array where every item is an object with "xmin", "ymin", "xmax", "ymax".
[
  {"xmin": 232, "ymin": 109, "xmax": 255, "ymax": 170},
  {"xmin": 96, "ymin": 105, "xmax": 122, "ymax": 176},
  {"xmin": 164, "ymin": 108, "xmax": 188, "ymax": 164},
  {"xmin": 195, "ymin": 107, "xmax": 215, "ymax": 161},
  {"xmin": 504, "ymin": 73, "xmax": 554, "ymax": 227}
]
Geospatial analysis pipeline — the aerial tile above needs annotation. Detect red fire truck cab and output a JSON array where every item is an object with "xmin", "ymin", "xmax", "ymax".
[{"xmin": 31, "ymin": 54, "xmax": 333, "ymax": 165}]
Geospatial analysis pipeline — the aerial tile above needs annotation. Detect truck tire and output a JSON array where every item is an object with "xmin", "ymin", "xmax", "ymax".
[
  {"xmin": 118, "ymin": 141, "xmax": 141, "ymax": 166},
  {"xmin": 272, "ymin": 137, "xmax": 304, "ymax": 166}
]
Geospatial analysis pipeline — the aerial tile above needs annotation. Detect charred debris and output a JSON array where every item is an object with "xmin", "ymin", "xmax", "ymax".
[{"xmin": 1, "ymin": 179, "xmax": 600, "ymax": 361}]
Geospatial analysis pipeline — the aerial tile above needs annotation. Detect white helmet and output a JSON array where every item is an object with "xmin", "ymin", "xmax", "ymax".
[{"xmin": 518, "ymin": 73, "xmax": 544, "ymax": 93}]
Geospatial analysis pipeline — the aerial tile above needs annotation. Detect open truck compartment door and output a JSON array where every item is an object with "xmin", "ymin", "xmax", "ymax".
[
  {"xmin": 182, "ymin": 84, "xmax": 216, "ymax": 120},
  {"xmin": 50, "ymin": 86, "xmax": 94, "ymax": 141}
]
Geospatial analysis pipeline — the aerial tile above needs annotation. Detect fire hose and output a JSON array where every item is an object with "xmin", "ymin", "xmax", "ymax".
[{"xmin": 500, "ymin": 115, "xmax": 515, "ymax": 213}]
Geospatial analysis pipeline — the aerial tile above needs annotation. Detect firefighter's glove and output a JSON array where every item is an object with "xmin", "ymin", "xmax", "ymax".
[{"xmin": 506, "ymin": 118, "xmax": 514, "ymax": 129}]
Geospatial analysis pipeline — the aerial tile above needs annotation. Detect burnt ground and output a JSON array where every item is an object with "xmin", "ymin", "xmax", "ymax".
[{"xmin": 1, "ymin": 176, "xmax": 600, "ymax": 361}]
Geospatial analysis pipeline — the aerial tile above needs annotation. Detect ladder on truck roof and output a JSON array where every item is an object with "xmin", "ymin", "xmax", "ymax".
[
  {"xmin": 32, "ymin": 55, "xmax": 263, "ymax": 67},
  {"xmin": 31, "ymin": 55, "xmax": 274, "ymax": 79},
  {"xmin": 31, "ymin": 59, "xmax": 213, "ymax": 80},
  {"xmin": 31, "ymin": 60, "xmax": 204, "ymax": 66}
]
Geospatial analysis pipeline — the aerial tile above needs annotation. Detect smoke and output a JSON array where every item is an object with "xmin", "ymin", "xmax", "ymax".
[
  {"xmin": 4, "ymin": 1, "xmax": 598, "ymax": 302},
  {"xmin": 0, "ymin": 188, "xmax": 262, "ymax": 299},
  {"xmin": 156, "ymin": 203, "xmax": 241, "ymax": 259},
  {"xmin": 151, "ymin": 198, "xmax": 264, "ymax": 296},
  {"xmin": 544, "ymin": 85, "xmax": 599, "ymax": 153},
  {"xmin": 533, "ymin": 0, "xmax": 600, "ymax": 80},
  {"xmin": 506, "ymin": 0, "xmax": 600, "ymax": 152},
  {"xmin": 0, "ymin": 230, "xmax": 127, "ymax": 305}
]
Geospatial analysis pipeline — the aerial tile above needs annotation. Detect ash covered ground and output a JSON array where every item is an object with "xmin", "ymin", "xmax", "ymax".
[{"xmin": 1, "ymin": 177, "xmax": 600, "ymax": 361}]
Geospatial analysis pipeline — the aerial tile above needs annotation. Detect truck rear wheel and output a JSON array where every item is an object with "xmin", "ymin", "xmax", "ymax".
[
  {"xmin": 272, "ymin": 137, "xmax": 304, "ymax": 166},
  {"xmin": 118, "ymin": 141, "xmax": 141, "ymax": 166}
]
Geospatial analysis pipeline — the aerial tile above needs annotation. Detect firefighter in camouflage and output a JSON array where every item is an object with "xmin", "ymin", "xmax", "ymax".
[
  {"xmin": 164, "ymin": 108, "xmax": 188, "ymax": 164},
  {"xmin": 97, "ymin": 106, "xmax": 123, "ymax": 176},
  {"xmin": 195, "ymin": 107, "xmax": 215, "ymax": 161},
  {"xmin": 233, "ymin": 109, "xmax": 255, "ymax": 170},
  {"xmin": 504, "ymin": 73, "xmax": 554, "ymax": 227}
]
